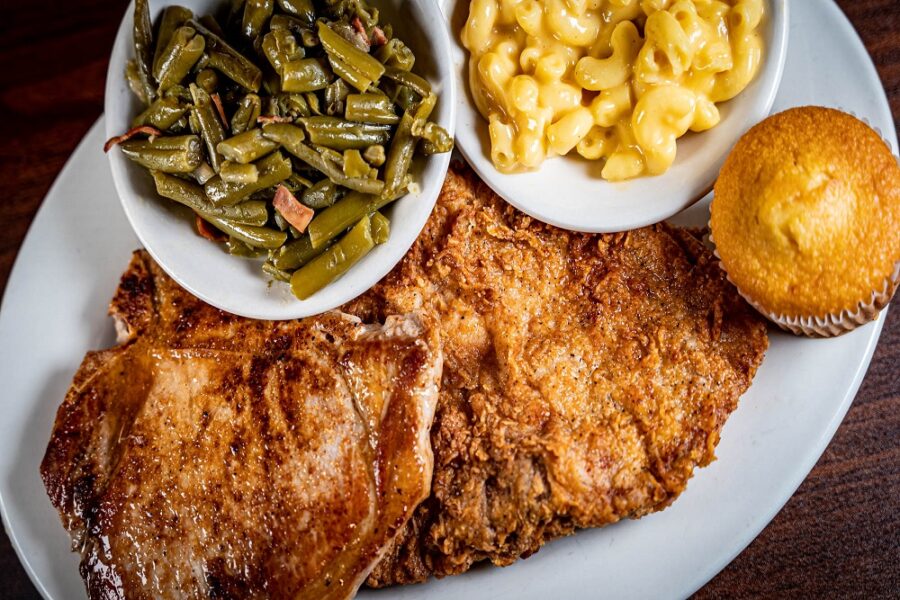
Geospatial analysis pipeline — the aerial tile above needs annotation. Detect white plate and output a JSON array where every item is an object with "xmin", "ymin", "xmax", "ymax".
[
  {"xmin": 0, "ymin": 2, "xmax": 894, "ymax": 598},
  {"xmin": 446, "ymin": 0, "xmax": 789, "ymax": 233},
  {"xmin": 105, "ymin": 0, "xmax": 456, "ymax": 320}
]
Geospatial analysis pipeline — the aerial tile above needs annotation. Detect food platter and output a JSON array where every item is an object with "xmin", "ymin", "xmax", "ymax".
[{"xmin": 0, "ymin": 1, "xmax": 895, "ymax": 599}]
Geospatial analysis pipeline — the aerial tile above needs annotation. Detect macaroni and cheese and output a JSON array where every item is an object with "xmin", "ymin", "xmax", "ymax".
[{"xmin": 461, "ymin": 0, "xmax": 765, "ymax": 181}]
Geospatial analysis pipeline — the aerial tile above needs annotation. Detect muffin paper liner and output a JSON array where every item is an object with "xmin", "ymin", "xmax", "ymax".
[{"xmin": 707, "ymin": 107, "xmax": 900, "ymax": 338}]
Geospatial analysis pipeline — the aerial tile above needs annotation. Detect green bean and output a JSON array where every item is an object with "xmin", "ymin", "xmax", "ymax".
[
  {"xmin": 300, "ymin": 115, "xmax": 392, "ymax": 150},
  {"xmin": 190, "ymin": 83, "xmax": 227, "ymax": 171},
  {"xmin": 324, "ymin": 78, "xmax": 351, "ymax": 116},
  {"xmin": 231, "ymin": 93, "xmax": 262, "ymax": 134},
  {"xmin": 392, "ymin": 84, "xmax": 418, "ymax": 112},
  {"xmin": 342, "ymin": 149, "xmax": 369, "ymax": 177},
  {"xmin": 383, "ymin": 66, "xmax": 431, "ymax": 98},
  {"xmin": 263, "ymin": 123, "xmax": 384, "ymax": 194},
  {"xmin": 291, "ymin": 215, "xmax": 374, "ymax": 299},
  {"xmin": 344, "ymin": 93, "xmax": 398, "ymax": 124},
  {"xmin": 269, "ymin": 13, "xmax": 314, "ymax": 37},
  {"xmin": 151, "ymin": 170, "xmax": 269, "ymax": 225},
  {"xmin": 370, "ymin": 210, "xmax": 390, "ymax": 244},
  {"xmin": 307, "ymin": 190, "xmax": 394, "ymax": 248},
  {"xmin": 133, "ymin": 0, "xmax": 156, "ymax": 103},
  {"xmin": 126, "ymin": 60, "xmax": 149, "ymax": 104},
  {"xmin": 382, "ymin": 110, "xmax": 416, "ymax": 198},
  {"xmin": 363, "ymin": 144, "xmax": 385, "ymax": 166},
  {"xmin": 226, "ymin": 236, "xmax": 267, "ymax": 257},
  {"xmin": 204, "ymin": 151, "xmax": 292, "ymax": 206},
  {"xmin": 220, "ymin": 160, "xmax": 260, "ymax": 183},
  {"xmin": 305, "ymin": 92, "xmax": 323, "ymax": 115},
  {"xmin": 192, "ymin": 162, "xmax": 216, "ymax": 184},
  {"xmin": 271, "ymin": 235, "xmax": 327, "ymax": 269},
  {"xmin": 262, "ymin": 261, "xmax": 292, "ymax": 282},
  {"xmin": 417, "ymin": 121, "xmax": 454, "ymax": 155},
  {"xmin": 301, "ymin": 178, "xmax": 339, "ymax": 209},
  {"xmin": 242, "ymin": 0, "xmax": 274, "ymax": 41},
  {"xmin": 205, "ymin": 215, "xmax": 287, "ymax": 248},
  {"xmin": 281, "ymin": 58, "xmax": 333, "ymax": 92},
  {"xmin": 216, "ymin": 128, "xmax": 279, "ymax": 163},
  {"xmin": 262, "ymin": 29, "xmax": 304, "ymax": 74},
  {"xmin": 375, "ymin": 38, "xmax": 414, "ymax": 71},
  {"xmin": 414, "ymin": 92, "xmax": 437, "ymax": 121},
  {"xmin": 196, "ymin": 68, "xmax": 219, "ymax": 93},
  {"xmin": 164, "ymin": 84, "xmax": 192, "ymax": 102},
  {"xmin": 317, "ymin": 21, "xmax": 385, "ymax": 92},
  {"xmin": 189, "ymin": 19, "xmax": 262, "ymax": 91},
  {"xmin": 276, "ymin": 0, "xmax": 315, "ymax": 23},
  {"xmin": 120, "ymin": 135, "xmax": 202, "ymax": 172},
  {"xmin": 132, "ymin": 95, "xmax": 187, "ymax": 129},
  {"xmin": 154, "ymin": 27, "xmax": 206, "ymax": 93},
  {"xmin": 153, "ymin": 6, "xmax": 194, "ymax": 71}
]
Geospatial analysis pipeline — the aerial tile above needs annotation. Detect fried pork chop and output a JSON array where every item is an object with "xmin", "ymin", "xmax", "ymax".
[
  {"xmin": 343, "ymin": 163, "xmax": 769, "ymax": 586},
  {"xmin": 40, "ymin": 251, "xmax": 442, "ymax": 600}
]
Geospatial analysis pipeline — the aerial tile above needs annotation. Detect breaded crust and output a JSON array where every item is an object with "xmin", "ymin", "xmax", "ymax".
[{"xmin": 344, "ymin": 163, "xmax": 769, "ymax": 585}]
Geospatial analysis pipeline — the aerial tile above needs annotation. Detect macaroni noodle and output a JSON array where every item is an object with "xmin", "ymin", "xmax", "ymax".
[{"xmin": 462, "ymin": 0, "xmax": 765, "ymax": 180}]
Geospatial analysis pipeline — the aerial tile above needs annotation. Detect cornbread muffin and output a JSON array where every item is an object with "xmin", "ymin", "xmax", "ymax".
[{"xmin": 711, "ymin": 106, "xmax": 900, "ymax": 337}]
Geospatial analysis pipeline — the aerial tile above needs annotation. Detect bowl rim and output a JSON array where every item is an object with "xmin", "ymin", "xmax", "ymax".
[
  {"xmin": 446, "ymin": 0, "xmax": 790, "ymax": 233},
  {"xmin": 104, "ymin": 0, "xmax": 457, "ymax": 320}
]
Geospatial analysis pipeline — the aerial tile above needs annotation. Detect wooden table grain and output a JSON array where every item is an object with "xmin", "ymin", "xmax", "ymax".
[{"xmin": 1, "ymin": 1, "xmax": 897, "ymax": 598}]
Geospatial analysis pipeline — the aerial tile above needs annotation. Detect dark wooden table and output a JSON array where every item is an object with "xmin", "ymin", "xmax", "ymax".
[{"xmin": 1, "ymin": 1, "xmax": 897, "ymax": 598}]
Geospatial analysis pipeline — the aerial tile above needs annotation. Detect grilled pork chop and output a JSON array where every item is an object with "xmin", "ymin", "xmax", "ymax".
[
  {"xmin": 40, "ymin": 251, "xmax": 441, "ymax": 600},
  {"xmin": 344, "ymin": 163, "xmax": 769, "ymax": 585}
]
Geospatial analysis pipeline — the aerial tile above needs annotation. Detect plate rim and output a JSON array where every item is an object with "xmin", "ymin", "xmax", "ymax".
[{"xmin": 0, "ymin": 0, "xmax": 896, "ymax": 597}]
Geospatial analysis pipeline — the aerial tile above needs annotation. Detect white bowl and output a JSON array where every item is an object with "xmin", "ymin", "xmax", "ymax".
[
  {"xmin": 444, "ymin": 0, "xmax": 788, "ymax": 233},
  {"xmin": 106, "ymin": 0, "xmax": 456, "ymax": 320}
]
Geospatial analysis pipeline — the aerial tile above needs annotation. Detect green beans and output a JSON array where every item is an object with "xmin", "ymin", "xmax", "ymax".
[
  {"xmin": 262, "ymin": 123, "xmax": 384, "ymax": 195},
  {"xmin": 317, "ymin": 21, "xmax": 385, "ymax": 92},
  {"xmin": 307, "ymin": 190, "xmax": 391, "ymax": 248},
  {"xmin": 231, "ymin": 93, "xmax": 262, "ymax": 135},
  {"xmin": 132, "ymin": 95, "xmax": 187, "ymax": 129},
  {"xmin": 300, "ymin": 116, "xmax": 391, "ymax": 150},
  {"xmin": 217, "ymin": 128, "xmax": 279, "ymax": 163},
  {"xmin": 291, "ymin": 215, "xmax": 374, "ymax": 299},
  {"xmin": 133, "ymin": 0, "xmax": 156, "ymax": 104},
  {"xmin": 345, "ymin": 93, "xmax": 399, "ymax": 124},
  {"xmin": 242, "ymin": 0, "xmax": 274, "ymax": 41},
  {"xmin": 220, "ymin": 160, "xmax": 260, "ymax": 183},
  {"xmin": 383, "ymin": 66, "xmax": 431, "ymax": 98},
  {"xmin": 151, "ymin": 171, "xmax": 269, "ymax": 225},
  {"xmin": 272, "ymin": 235, "xmax": 327, "ymax": 270},
  {"xmin": 281, "ymin": 58, "xmax": 333, "ymax": 92},
  {"xmin": 376, "ymin": 38, "xmax": 415, "ymax": 71},
  {"xmin": 195, "ymin": 68, "xmax": 219, "ymax": 93},
  {"xmin": 204, "ymin": 215, "xmax": 288, "ymax": 248},
  {"xmin": 153, "ymin": 6, "xmax": 194, "ymax": 70},
  {"xmin": 189, "ymin": 19, "xmax": 263, "ymax": 91},
  {"xmin": 154, "ymin": 26, "xmax": 206, "ymax": 93},
  {"xmin": 190, "ymin": 84, "xmax": 227, "ymax": 172},
  {"xmin": 342, "ymin": 149, "xmax": 370, "ymax": 177},
  {"xmin": 120, "ymin": 135, "xmax": 202, "ymax": 172},
  {"xmin": 262, "ymin": 29, "xmax": 304, "ymax": 74},
  {"xmin": 204, "ymin": 151, "xmax": 292, "ymax": 205},
  {"xmin": 301, "ymin": 178, "xmax": 339, "ymax": 209},
  {"xmin": 370, "ymin": 210, "xmax": 390, "ymax": 244},
  {"xmin": 116, "ymin": 0, "xmax": 453, "ymax": 299},
  {"xmin": 382, "ymin": 110, "xmax": 416, "ymax": 198},
  {"xmin": 262, "ymin": 261, "xmax": 293, "ymax": 282},
  {"xmin": 419, "ymin": 125, "xmax": 454, "ymax": 154},
  {"xmin": 276, "ymin": 0, "xmax": 315, "ymax": 23}
]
